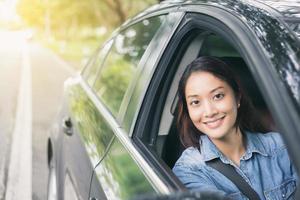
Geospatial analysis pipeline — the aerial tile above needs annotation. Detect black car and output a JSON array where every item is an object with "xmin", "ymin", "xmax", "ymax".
[{"xmin": 47, "ymin": 0, "xmax": 300, "ymax": 199}]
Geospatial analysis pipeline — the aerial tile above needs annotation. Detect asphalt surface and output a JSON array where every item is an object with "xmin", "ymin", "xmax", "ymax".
[
  {"xmin": 0, "ymin": 31, "xmax": 22, "ymax": 200},
  {"xmin": 0, "ymin": 30, "xmax": 75, "ymax": 200}
]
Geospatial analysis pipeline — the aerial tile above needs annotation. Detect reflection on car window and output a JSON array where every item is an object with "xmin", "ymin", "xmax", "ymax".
[
  {"xmin": 69, "ymin": 85, "xmax": 114, "ymax": 167},
  {"xmin": 82, "ymin": 40, "xmax": 113, "ymax": 86},
  {"xmin": 93, "ymin": 15, "xmax": 166, "ymax": 116},
  {"xmin": 92, "ymin": 138, "xmax": 155, "ymax": 200}
]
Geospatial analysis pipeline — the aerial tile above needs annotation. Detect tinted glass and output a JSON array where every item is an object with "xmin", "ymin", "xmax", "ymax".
[
  {"xmin": 121, "ymin": 12, "xmax": 184, "ymax": 133},
  {"xmin": 94, "ymin": 16, "xmax": 166, "ymax": 116},
  {"xmin": 82, "ymin": 40, "xmax": 113, "ymax": 86},
  {"xmin": 91, "ymin": 138, "xmax": 155, "ymax": 199},
  {"xmin": 68, "ymin": 85, "xmax": 114, "ymax": 166},
  {"xmin": 199, "ymin": 34, "xmax": 239, "ymax": 57}
]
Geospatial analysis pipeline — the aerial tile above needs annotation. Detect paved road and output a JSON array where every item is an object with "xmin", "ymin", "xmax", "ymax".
[
  {"xmin": 0, "ymin": 31, "xmax": 22, "ymax": 200},
  {"xmin": 0, "ymin": 30, "xmax": 75, "ymax": 200}
]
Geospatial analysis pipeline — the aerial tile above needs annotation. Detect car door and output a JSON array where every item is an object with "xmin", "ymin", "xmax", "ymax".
[
  {"xmin": 60, "ymin": 39, "xmax": 114, "ymax": 200},
  {"xmin": 87, "ymin": 12, "xmax": 184, "ymax": 200}
]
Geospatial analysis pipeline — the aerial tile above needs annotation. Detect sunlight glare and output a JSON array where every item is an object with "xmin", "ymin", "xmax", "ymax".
[{"xmin": 0, "ymin": 0, "xmax": 18, "ymax": 23}]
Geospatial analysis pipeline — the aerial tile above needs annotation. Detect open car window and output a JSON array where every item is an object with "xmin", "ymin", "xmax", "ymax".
[{"xmin": 158, "ymin": 32, "xmax": 278, "ymax": 168}]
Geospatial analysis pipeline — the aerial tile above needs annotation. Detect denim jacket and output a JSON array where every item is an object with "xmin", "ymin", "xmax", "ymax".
[{"xmin": 173, "ymin": 132, "xmax": 298, "ymax": 200}]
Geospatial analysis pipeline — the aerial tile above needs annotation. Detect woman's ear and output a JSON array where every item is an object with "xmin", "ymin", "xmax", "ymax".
[{"xmin": 237, "ymin": 94, "xmax": 242, "ymax": 108}]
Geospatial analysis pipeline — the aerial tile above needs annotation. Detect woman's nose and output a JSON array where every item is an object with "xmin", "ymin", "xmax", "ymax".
[{"xmin": 203, "ymin": 100, "xmax": 217, "ymax": 117}]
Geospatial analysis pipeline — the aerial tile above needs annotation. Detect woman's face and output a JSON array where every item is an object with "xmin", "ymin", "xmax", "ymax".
[{"xmin": 185, "ymin": 71, "xmax": 240, "ymax": 140}]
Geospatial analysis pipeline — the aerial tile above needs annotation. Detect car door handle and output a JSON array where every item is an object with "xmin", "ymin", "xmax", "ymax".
[
  {"xmin": 62, "ymin": 116, "xmax": 73, "ymax": 136},
  {"xmin": 90, "ymin": 197, "xmax": 98, "ymax": 200}
]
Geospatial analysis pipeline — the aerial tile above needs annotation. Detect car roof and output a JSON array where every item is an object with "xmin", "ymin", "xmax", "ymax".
[
  {"xmin": 257, "ymin": 0, "xmax": 300, "ymax": 37},
  {"xmin": 136, "ymin": 0, "xmax": 300, "ymax": 39}
]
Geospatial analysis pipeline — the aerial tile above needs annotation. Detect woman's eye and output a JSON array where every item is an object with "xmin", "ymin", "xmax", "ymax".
[
  {"xmin": 214, "ymin": 93, "xmax": 224, "ymax": 100},
  {"xmin": 190, "ymin": 100, "xmax": 200, "ymax": 106}
]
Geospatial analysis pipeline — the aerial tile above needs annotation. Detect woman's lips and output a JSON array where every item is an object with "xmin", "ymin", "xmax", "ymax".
[{"xmin": 203, "ymin": 116, "xmax": 225, "ymax": 129}]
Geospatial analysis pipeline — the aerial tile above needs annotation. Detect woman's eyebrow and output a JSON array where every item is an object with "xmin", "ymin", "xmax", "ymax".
[
  {"xmin": 187, "ymin": 86, "xmax": 224, "ymax": 98},
  {"xmin": 186, "ymin": 94, "xmax": 199, "ymax": 99},
  {"xmin": 210, "ymin": 86, "xmax": 224, "ymax": 93}
]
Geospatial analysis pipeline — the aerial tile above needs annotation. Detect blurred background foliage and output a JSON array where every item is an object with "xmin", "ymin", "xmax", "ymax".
[{"xmin": 15, "ymin": 0, "xmax": 159, "ymax": 69}]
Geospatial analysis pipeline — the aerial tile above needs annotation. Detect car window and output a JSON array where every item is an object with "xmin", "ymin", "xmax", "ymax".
[
  {"xmin": 159, "ymin": 32, "xmax": 278, "ymax": 168},
  {"xmin": 118, "ymin": 12, "xmax": 184, "ymax": 135},
  {"xmin": 93, "ymin": 15, "xmax": 167, "ymax": 117},
  {"xmin": 82, "ymin": 39, "xmax": 113, "ymax": 86},
  {"xmin": 132, "ymin": 22, "xmax": 281, "ymax": 173}
]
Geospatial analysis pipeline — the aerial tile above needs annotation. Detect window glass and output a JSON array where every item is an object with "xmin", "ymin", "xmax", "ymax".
[
  {"xmin": 68, "ymin": 85, "xmax": 114, "ymax": 167},
  {"xmin": 93, "ymin": 15, "xmax": 166, "ymax": 116},
  {"xmin": 120, "ymin": 12, "xmax": 183, "ymax": 134},
  {"xmin": 91, "ymin": 138, "xmax": 155, "ymax": 200},
  {"xmin": 82, "ymin": 40, "xmax": 113, "ymax": 86}
]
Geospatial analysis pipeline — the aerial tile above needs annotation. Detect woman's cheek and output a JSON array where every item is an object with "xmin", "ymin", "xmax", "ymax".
[
  {"xmin": 217, "ymin": 97, "xmax": 236, "ymax": 113},
  {"xmin": 189, "ymin": 107, "xmax": 203, "ymax": 123}
]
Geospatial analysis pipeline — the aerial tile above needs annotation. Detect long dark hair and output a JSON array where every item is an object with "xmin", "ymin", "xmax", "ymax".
[{"xmin": 177, "ymin": 56, "xmax": 268, "ymax": 148}]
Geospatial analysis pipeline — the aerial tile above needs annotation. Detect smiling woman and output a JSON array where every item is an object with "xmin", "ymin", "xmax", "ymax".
[
  {"xmin": 173, "ymin": 56, "xmax": 298, "ymax": 199},
  {"xmin": 176, "ymin": 56, "xmax": 267, "ymax": 149},
  {"xmin": 184, "ymin": 71, "xmax": 240, "ymax": 144}
]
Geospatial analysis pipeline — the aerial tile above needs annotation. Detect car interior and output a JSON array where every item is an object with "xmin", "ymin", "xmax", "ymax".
[{"xmin": 153, "ymin": 32, "xmax": 278, "ymax": 169}]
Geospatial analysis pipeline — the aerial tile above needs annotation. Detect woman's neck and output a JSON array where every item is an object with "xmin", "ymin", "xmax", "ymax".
[{"xmin": 211, "ymin": 128, "xmax": 246, "ymax": 166}]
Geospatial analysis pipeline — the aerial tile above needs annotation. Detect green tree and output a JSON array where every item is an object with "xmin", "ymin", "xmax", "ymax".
[
  {"xmin": 100, "ymin": 0, "xmax": 156, "ymax": 26},
  {"xmin": 16, "ymin": 0, "xmax": 46, "ymax": 28},
  {"xmin": 17, "ymin": 0, "xmax": 157, "ymax": 35}
]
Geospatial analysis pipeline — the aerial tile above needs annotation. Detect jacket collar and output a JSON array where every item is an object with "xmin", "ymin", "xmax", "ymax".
[{"xmin": 200, "ymin": 131, "xmax": 269, "ymax": 163}]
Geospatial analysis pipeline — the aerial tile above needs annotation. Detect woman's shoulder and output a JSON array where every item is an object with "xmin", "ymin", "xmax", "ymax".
[
  {"xmin": 256, "ymin": 131, "xmax": 284, "ymax": 145},
  {"xmin": 249, "ymin": 131, "xmax": 286, "ymax": 153},
  {"xmin": 173, "ymin": 147, "xmax": 206, "ymax": 169}
]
